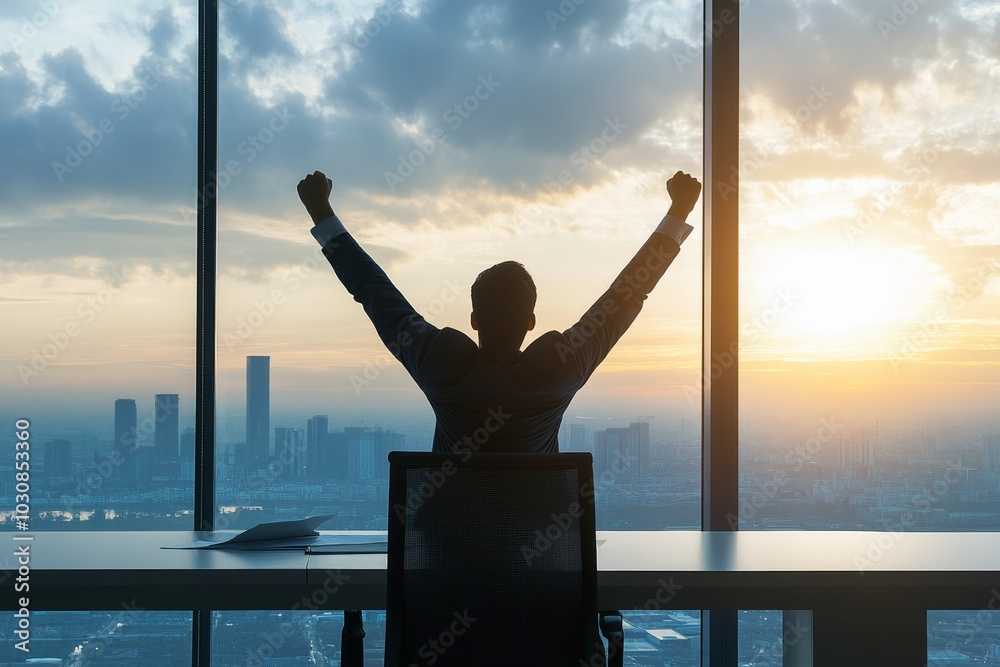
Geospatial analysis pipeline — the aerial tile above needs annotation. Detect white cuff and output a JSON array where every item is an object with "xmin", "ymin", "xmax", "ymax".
[
  {"xmin": 654, "ymin": 214, "xmax": 694, "ymax": 246},
  {"xmin": 310, "ymin": 214, "xmax": 348, "ymax": 247}
]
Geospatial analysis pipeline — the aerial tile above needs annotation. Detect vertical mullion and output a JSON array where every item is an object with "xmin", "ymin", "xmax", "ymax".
[
  {"xmin": 194, "ymin": 0, "xmax": 218, "ymax": 665},
  {"xmin": 195, "ymin": 0, "xmax": 218, "ymax": 535},
  {"xmin": 701, "ymin": 0, "xmax": 740, "ymax": 663}
]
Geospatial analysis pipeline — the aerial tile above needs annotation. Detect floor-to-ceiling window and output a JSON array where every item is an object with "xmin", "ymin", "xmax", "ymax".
[
  {"xmin": 738, "ymin": 0, "xmax": 1000, "ymax": 661},
  {"xmin": 0, "ymin": 0, "xmax": 199, "ymax": 662},
  {"xmin": 211, "ymin": 0, "xmax": 706, "ymax": 663}
]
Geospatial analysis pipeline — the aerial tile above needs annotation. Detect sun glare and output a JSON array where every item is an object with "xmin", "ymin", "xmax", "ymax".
[{"xmin": 748, "ymin": 242, "xmax": 917, "ymax": 347}]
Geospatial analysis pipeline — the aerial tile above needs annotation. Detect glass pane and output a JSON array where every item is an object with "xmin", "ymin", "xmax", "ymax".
[
  {"xmin": 622, "ymin": 610, "xmax": 700, "ymax": 665},
  {"xmin": 739, "ymin": 0, "xmax": 1000, "ymax": 655},
  {"xmin": 0, "ymin": 611, "xmax": 191, "ymax": 664},
  {"xmin": 738, "ymin": 0, "xmax": 1000, "ymax": 530},
  {"xmin": 214, "ymin": 0, "xmax": 703, "ymax": 534},
  {"xmin": 214, "ymin": 610, "xmax": 380, "ymax": 666},
  {"xmin": 0, "ymin": 3, "xmax": 197, "ymax": 530},
  {"xmin": 738, "ymin": 610, "xmax": 783, "ymax": 666},
  {"xmin": 928, "ymin": 609, "xmax": 1000, "ymax": 664}
]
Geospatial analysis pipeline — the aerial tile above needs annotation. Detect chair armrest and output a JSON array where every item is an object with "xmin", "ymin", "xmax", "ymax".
[{"xmin": 599, "ymin": 610, "xmax": 624, "ymax": 667}]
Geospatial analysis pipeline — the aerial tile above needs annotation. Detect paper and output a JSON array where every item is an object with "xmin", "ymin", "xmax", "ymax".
[{"xmin": 163, "ymin": 514, "xmax": 337, "ymax": 550}]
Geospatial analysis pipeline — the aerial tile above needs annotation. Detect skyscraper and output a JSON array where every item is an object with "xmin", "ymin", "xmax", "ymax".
[
  {"xmin": 246, "ymin": 356, "xmax": 270, "ymax": 470},
  {"xmin": 113, "ymin": 398, "xmax": 137, "ymax": 482},
  {"xmin": 307, "ymin": 415, "xmax": 329, "ymax": 477},
  {"xmin": 275, "ymin": 427, "xmax": 305, "ymax": 479},
  {"xmin": 154, "ymin": 393, "xmax": 179, "ymax": 462},
  {"xmin": 594, "ymin": 422, "xmax": 648, "ymax": 481},
  {"xmin": 44, "ymin": 439, "xmax": 72, "ymax": 478}
]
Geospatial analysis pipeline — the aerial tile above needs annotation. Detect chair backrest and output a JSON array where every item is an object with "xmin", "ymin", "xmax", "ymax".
[{"xmin": 385, "ymin": 452, "xmax": 605, "ymax": 667}]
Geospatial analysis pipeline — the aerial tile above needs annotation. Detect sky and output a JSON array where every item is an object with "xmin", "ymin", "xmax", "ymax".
[{"xmin": 0, "ymin": 0, "xmax": 998, "ymax": 436}]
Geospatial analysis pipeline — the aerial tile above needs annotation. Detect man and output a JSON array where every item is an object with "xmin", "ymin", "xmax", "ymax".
[{"xmin": 297, "ymin": 170, "xmax": 701, "ymax": 455}]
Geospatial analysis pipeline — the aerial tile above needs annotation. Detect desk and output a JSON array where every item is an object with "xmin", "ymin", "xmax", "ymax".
[{"xmin": 5, "ymin": 530, "xmax": 1000, "ymax": 666}]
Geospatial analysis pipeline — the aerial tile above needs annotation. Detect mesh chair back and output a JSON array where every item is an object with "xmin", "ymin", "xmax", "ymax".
[{"xmin": 385, "ymin": 452, "xmax": 605, "ymax": 667}]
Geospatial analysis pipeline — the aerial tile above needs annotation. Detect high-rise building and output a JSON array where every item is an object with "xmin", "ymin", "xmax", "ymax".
[
  {"xmin": 180, "ymin": 427, "xmax": 195, "ymax": 460},
  {"xmin": 371, "ymin": 428, "xmax": 406, "ymax": 479},
  {"xmin": 246, "ymin": 356, "xmax": 270, "ymax": 470},
  {"xmin": 344, "ymin": 426, "xmax": 373, "ymax": 479},
  {"xmin": 114, "ymin": 398, "xmax": 138, "ymax": 482},
  {"xmin": 307, "ymin": 415, "xmax": 329, "ymax": 477},
  {"xmin": 594, "ymin": 422, "xmax": 649, "ymax": 481},
  {"xmin": 838, "ymin": 431, "xmax": 876, "ymax": 469},
  {"xmin": 44, "ymin": 439, "xmax": 72, "ymax": 478},
  {"xmin": 154, "ymin": 393, "xmax": 179, "ymax": 462},
  {"xmin": 275, "ymin": 427, "xmax": 305, "ymax": 478}
]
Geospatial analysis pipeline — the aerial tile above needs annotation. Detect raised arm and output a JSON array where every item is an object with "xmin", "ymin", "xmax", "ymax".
[
  {"xmin": 558, "ymin": 171, "xmax": 702, "ymax": 382},
  {"xmin": 297, "ymin": 171, "xmax": 439, "ymax": 381}
]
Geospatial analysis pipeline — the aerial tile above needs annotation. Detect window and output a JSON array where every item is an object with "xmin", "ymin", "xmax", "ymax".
[
  {"xmin": 0, "ymin": 2, "xmax": 197, "ymax": 530},
  {"xmin": 213, "ymin": 0, "xmax": 704, "ymax": 662},
  {"xmin": 739, "ymin": 0, "xmax": 1000, "ymax": 657}
]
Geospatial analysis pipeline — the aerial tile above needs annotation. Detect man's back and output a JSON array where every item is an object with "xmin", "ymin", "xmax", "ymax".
[
  {"xmin": 297, "ymin": 169, "xmax": 701, "ymax": 454},
  {"xmin": 413, "ymin": 328, "xmax": 588, "ymax": 453}
]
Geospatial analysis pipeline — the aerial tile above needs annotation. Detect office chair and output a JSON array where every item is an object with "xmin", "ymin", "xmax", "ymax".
[{"xmin": 385, "ymin": 451, "xmax": 624, "ymax": 667}]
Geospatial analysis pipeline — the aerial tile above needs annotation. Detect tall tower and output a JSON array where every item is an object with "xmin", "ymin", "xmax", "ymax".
[
  {"xmin": 44, "ymin": 439, "xmax": 73, "ymax": 478},
  {"xmin": 114, "ymin": 398, "xmax": 138, "ymax": 482},
  {"xmin": 246, "ymin": 356, "xmax": 270, "ymax": 470},
  {"xmin": 307, "ymin": 415, "xmax": 329, "ymax": 477},
  {"xmin": 154, "ymin": 393, "xmax": 179, "ymax": 461}
]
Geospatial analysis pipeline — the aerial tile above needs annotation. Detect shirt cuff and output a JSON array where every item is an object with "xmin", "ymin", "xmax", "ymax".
[
  {"xmin": 654, "ymin": 214, "xmax": 694, "ymax": 246},
  {"xmin": 310, "ymin": 214, "xmax": 348, "ymax": 247}
]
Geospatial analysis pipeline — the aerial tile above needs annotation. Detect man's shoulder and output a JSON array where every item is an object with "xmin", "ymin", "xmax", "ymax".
[
  {"xmin": 521, "ymin": 330, "xmax": 582, "ymax": 382},
  {"xmin": 417, "ymin": 327, "xmax": 479, "ymax": 385}
]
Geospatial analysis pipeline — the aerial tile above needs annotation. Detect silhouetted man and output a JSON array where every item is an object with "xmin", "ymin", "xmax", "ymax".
[{"xmin": 298, "ymin": 170, "xmax": 701, "ymax": 454}]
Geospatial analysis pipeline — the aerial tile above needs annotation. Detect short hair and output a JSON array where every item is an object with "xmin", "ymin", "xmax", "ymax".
[{"xmin": 471, "ymin": 261, "xmax": 536, "ymax": 345}]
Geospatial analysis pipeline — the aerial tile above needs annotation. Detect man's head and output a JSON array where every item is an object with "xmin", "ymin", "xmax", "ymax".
[{"xmin": 470, "ymin": 260, "xmax": 536, "ymax": 349}]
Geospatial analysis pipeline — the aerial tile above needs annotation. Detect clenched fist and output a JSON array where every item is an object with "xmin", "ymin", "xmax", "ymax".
[
  {"xmin": 297, "ymin": 170, "xmax": 335, "ymax": 225},
  {"xmin": 666, "ymin": 171, "xmax": 702, "ymax": 219}
]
